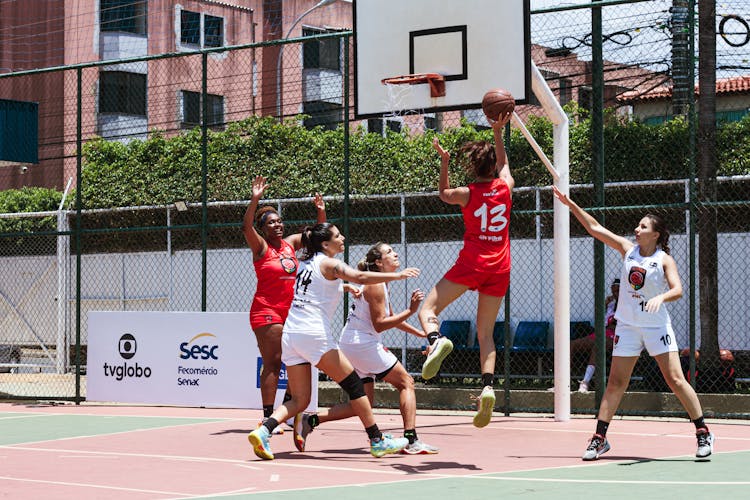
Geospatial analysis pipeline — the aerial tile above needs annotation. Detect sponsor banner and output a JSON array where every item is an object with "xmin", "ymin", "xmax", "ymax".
[{"xmin": 87, "ymin": 311, "xmax": 318, "ymax": 410}]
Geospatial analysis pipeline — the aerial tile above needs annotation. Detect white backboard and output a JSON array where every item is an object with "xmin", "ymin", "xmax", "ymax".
[{"xmin": 354, "ymin": 0, "xmax": 531, "ymax": 118}]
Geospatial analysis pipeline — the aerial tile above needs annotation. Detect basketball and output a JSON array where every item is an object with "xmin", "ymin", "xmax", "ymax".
[{"xmin": 482, "ymin": 88, "xmax": 515, "ymax": 122}]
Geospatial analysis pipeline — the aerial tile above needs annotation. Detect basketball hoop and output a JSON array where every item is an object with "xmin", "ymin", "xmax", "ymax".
[{"xmin": 380, "ymin": 73, "xmax": 446, "ymax": 98}]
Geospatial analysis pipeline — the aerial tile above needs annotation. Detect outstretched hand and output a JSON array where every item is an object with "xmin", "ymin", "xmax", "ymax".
[
  {"xmin": 432, "ymin": 137, "xmax": 450, "ymax": 162},
  {"xmin": 252, "ymin": 176, "xmax": 268, "ymax": 199},
  {"xmin": 551, "ymin": 185, "xmax": 572, "ymax": 207},
  {"xmin": 399, "ymin": 267, "xmax": 420, "ymax": 279},
  {"xmin": 313, "ymin": 192, "xmax": 325, "ymax": 211}
]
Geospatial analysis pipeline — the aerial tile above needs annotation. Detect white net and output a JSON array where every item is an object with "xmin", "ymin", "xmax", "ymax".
[{"xmin": 381, "ymin": 82, "xmax": 428, "ymax": 136}]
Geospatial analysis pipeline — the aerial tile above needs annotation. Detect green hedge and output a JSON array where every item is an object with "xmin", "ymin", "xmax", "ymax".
[{"xmin": 3, "ymin": 109, "xmax": 750, "ymax": 212}]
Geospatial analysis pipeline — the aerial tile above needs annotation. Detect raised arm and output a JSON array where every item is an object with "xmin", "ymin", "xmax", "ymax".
[
  {"xmin": 321, "ymin": 258, "xmax": 419, "ymax": 285},
  {"xmin": 493, "ymin": 113, "xmax": 515, "ymax": 191},
  {"xmin": 366, "ymin": 287, "xmax": 425, "ymax": 333},
  {"xmin": 433, "ymin": 137, "xmax": 469, "ymax": 206},
  {"xmin": 287, "ymin": 192, "xmax": 327, "ymax": 250},
  {"xmin": 242, "ymin": 176, "xmax": 269, "ymax": 260},
  {"xmin": 551, "ymin": 185, "xmax": 632, "ymax": 257}
]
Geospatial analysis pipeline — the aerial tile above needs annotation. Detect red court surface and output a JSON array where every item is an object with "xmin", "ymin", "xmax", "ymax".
[{"xmin": 1, "ymin": 402, "xmax": 748, "ymax": 499}]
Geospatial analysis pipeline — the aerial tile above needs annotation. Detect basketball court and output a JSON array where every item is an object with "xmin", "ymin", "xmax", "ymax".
[{"xmin": 1, "ymin": 402, "xmax": 748, "ymax": 499}]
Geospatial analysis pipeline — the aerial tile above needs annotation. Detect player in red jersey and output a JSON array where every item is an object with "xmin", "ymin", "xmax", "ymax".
[
  {"xmin": 243, "ymin": 176, "xmax": 326, "ymax": 431},
  {"xmin": 418, "ymin": 112, "xmax": 514, "ymax": 428}
]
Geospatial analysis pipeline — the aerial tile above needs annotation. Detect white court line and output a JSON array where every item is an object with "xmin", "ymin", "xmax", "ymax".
[
  {"xmin": 1, "ymin": 418, "xmax": 230, "ymax": 447},
  {"xmin": 0, "ymin": 475, "xmax": 192, "ymax": 496},
  {"xmin": 472, "ymin": 476, "xmax": 750, "ymax": 485},
  {"xmin": 0, "ymin": 414, "xmax": 51, "ymax": 421},
  {"xmin": 0, "ymin": 445, "xmax": 450, "ymax": 477}
]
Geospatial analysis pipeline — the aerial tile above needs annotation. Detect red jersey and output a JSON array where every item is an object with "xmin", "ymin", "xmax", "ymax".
[
  {"xmin": 456, "ymin": 177, "xmax": 512, "ymax": 273},
  {"xmin": 251, "ymin": 239, "xmax": 298, "ymax": 313}
]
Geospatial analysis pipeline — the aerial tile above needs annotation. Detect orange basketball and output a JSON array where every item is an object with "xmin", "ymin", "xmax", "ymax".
[{"xmin": 482, "ymin": 88, "xmax": 515, "ymax": 122}]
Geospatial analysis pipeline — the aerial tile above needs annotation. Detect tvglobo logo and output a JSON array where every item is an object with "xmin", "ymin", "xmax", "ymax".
[
  {"xmin": 103, "ymin": 333, "xmax": 152, "ymax": 380},
  {"xmin": 179, "ymin": 332, "xmax": 219, "ymax": 360}
]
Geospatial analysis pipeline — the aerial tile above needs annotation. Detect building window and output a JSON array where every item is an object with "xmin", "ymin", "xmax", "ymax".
[
  {"xmin": 180, "ymin": 10, "xmax": 201, "ymax": 45},
  {"xmin": 578, "ymin": 86, "xmax": 592, "ymax": 112},
  {"xmin": 367, "ymin": 118, "xmax": 383, "ymax": 135},
  {"xmin": 528, "ymin": 69, "xmax": 559, "ymax": 106},
  {"xmin": 303, "ymin": 100, "xmax": 342, "ymax": 130},
  {"xmin": 559, "ymin": 78, "xmax": 572, "ymax": 106},
  {"xmin": 181, "ymin": 91, "xmax": 224, "ymax": 127},
  {"xmin": 101, "ymin": 0, "xmax": 147, "ymax": 34},
  {"xmin": 99, "ymin": 71, "xmax": 146, "ymax": 116},
  {"xmin": 303, "ymin": 27, "xmax": 340, "ymax": 71},
  {"xmin": 386, "ymin": 119, "xmax": 402, "ymax": 133},
  {"xmin": 204, "ymin": 15, "xmax": 223, "ymax": 48},
  {"xmin": 180, "ymin": 10, "xmax": 223, "ymax": 48}
]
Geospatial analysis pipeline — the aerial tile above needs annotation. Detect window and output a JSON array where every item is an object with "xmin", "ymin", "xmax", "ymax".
[
  {"xmin": 101, "ymin": 0, "xmax": 147, "ymax": 34},
  {"xmin": 303, "ymin": 28, "xmax": 340, "ymax": 71},
  {"xmin": 99, "ymin": 71, "xmax": 146, "ymax": 116},
  {"xmin": 528, "ymin": 69, "xmax": 559, "ymax": 106},
  {"xmin": 204, "ymin": 15, "xmax": 223, "ymax": 48},
  {"xmin": 367, "ymin": 119, "xmax": 383, "ymax": 135},
  {"xmin": 559, "ymin": 78, "xmax": 572, "ymax": 106},
  {"xmin": 181, "ymin": 10, "xmax": 201, "ymax": 45},
  {"xmin": 180, "ymin": 10, "xmax": 223, "ymax": 48},
  {"xmin": 181, "ymin": 91, "xmax": 224, "ymax": 127},
  {"xmin": 303, "ymin": 101, "xmax": 342, "ymax": 130},
  {"xmin": 386, "ymin": 119, "xmax": 402, "ymax": 133},
  {"xmin": 578, "ymin": 86, "xmax": 592, "ymax": 112}
]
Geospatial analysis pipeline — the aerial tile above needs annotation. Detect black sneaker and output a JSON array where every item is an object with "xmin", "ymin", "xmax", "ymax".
[
  {"xmin": 696, "ymin": 428, "xmax": 714, "ymax": 459},
  {"xmin": 582, "ymin": 433, "xmax": 610, "ymax": 460}
]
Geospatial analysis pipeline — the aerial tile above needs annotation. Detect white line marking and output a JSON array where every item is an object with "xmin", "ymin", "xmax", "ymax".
[
  {"xmin": 474, "ymin": 476, "xmax": 750, "ymax": 485},
  {"xmin": 234, "ymin": 464, "xmax": 262, "ymax": 471},
  {"xmin": 270, "ymin": 474, "xmax": 280, "ymax": 482},
  {"xmin": 0, "ymin": 475, "xmax": 192, "ymax": 496}
]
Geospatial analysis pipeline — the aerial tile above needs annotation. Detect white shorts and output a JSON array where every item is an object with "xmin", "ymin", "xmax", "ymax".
[
  {"xmin": 281, "ymin": 329, "xmax": 338, "ymax": 367},
  {"xmin": 612, "ymin": 323, "xmax": 679, "ymax": 357},
  {"xmin": 339, "ymin": 338, "xmax": 398, "ymax": 379}
]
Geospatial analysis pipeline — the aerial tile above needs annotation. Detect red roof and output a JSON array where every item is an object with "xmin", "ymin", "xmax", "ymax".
[{"xmin": 618, "ymin": 75, "xmax": 750, "ymax": 102}]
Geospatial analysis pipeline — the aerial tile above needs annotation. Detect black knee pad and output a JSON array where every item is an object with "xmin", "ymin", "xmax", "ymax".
[{"xmin": 338, "ymin": 371, "xmax": 366, "ymax": 400}]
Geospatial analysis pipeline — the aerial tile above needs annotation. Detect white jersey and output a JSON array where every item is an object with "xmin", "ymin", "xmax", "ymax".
[
  {"xmin": 615, "ymin": 245, "xmax": 671, "ymax": 328},
  {"xmin": 340, "ymin": 283, "xmax": 388, "ymax": 344},
  {"xmin": 283, "ymin": 253, "xmax": 343, "ymax": 334}
]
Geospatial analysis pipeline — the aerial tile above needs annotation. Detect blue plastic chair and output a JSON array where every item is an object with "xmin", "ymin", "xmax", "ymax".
[
  {"xmin": 511, "ymin": 321, "xmax": 552, "ymax": 376},
  {"xmin": 512, "ymin": 321, "xmax": 551, "ymax": 353},
  {"xmin": 493, "ymin": 321, "xmax": 507, "ymax": 350},
  {"xmin": 439, "ymin": 320, "xmax": 471, "ymax": 350}
]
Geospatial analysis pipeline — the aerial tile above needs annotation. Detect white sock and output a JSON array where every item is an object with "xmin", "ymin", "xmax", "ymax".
[{"xmin": 583, "ymin": 365, "xmax": 596, "ymax": 383}]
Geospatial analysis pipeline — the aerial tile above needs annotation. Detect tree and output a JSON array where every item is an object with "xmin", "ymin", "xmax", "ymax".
[{"xmin": 696, "ymin": 0, "xmax": 721, "ymax": 389}]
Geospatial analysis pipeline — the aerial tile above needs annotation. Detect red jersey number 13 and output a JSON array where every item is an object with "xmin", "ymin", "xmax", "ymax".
[{"xmin": 473, "ymin": 203, "xmax": 508, "ymax": 233}]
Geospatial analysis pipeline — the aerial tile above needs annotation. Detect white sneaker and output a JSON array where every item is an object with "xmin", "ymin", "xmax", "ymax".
[
  {"xmin": 577, "ymin": 381, "xmax": 590, "ymax": 393},
  {"xmin": 696, "ymin": 429, "xmax": 714, "ymax": 459},
  {"xmin": 582, "ymin": 434, "xmax": 610, "ymax": 461},
  {"xmin": 402, "ymin": 440, "xmax": 439, "ymax": 455},
  {"xmin": 421, "ymin": 337, "xmax": 453, "ymax": 380},
  {"xmin": 473, "ymin": 385, "xmax": 495, "ymax": 428}
]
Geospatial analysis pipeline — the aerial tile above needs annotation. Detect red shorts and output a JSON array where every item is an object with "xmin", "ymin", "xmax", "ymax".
[
  {"xmin": 250, "ymin": 307, "xmax": 288, "ymax": 331},
  {"xmin": 443, "ymin": 260, "xmax": 510, "ymax": 297}
]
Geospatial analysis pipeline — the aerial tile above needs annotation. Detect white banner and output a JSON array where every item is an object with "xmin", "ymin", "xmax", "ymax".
[{"xmin": 87, "ymin": 311, "xmax": 318, "ymax": 410}]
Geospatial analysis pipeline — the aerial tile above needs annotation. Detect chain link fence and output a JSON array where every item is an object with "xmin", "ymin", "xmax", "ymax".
[{"xmin": 1, "ymin": 1, "xmax": 749, "ymax": 416}]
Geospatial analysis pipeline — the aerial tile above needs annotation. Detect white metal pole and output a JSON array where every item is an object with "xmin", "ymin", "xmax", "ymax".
[
  {"xmin": 529, "ymin": 62, "xmax": 570, "ymax": 421},
  {"xmin": 56, "ymin": 177, "xmax": 73, "ymax": 374}
]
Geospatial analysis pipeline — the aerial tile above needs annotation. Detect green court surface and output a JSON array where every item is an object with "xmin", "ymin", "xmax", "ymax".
[
  {"xmin": 214, "ymin": 451, "xmax": 750, "ymax": 500},
  {"xmin": 0, "ymin": 412, "xmax": 222, "ymax": 445}
]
